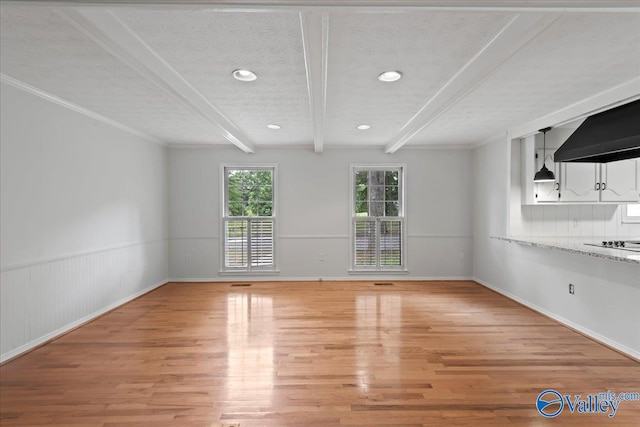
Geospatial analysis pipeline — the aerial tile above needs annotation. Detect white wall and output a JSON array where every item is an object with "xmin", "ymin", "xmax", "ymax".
[
  {"xmin": 473, "ymin": 136, "xmax": 640, "ymax": 358},
  {"xmin": 0, "ymin": 82, "xmax": 169, "ymax": 362},
  {"xmin": 168, "ymin": 146, "xmax": 473, "ymax": 280}
]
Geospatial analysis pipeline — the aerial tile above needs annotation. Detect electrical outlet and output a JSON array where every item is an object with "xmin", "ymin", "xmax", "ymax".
[
  {"xmin": 319, "ymin": 253, "xmax": 325, "ymax": 262},
  {"xmin": 569, "ymin": 283, "xmax": 575, "ymax": 295}
]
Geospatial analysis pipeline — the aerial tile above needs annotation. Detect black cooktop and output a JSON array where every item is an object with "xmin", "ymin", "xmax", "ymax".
[{"xmin": 584, "ymin": 240, "xmax": 640, "ymax": 253}]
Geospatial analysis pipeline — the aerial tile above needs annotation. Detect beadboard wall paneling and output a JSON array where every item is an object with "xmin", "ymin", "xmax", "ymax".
[
  {"xmin": 517, "ymin": 203, "xmax": 640, "ymax": 238},
  {"xmin": 0, "ymin": 240, "xmax": 167, "ymax": 362}
]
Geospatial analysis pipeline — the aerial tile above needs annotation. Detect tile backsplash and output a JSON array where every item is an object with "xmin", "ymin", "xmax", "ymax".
[{"xmin": 515, "ymin": 204, "xmax": 640, "ymax": 238}]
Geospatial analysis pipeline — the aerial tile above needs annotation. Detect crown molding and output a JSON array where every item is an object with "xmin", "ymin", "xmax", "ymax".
[{"xmin": 0, "ymin": 73, "xmax": 165, "ymax": 146}]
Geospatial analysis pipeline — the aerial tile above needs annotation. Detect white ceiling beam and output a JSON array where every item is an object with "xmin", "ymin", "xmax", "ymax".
[
  {"xmin": 384, "ymin": 12, "xmax": 560, "ymax": 154},
  {"xmin": 60, "ymin": 8, "xmax": 255, "ymax": 153},
  {"xmin": 300, "ymin": 11, "xmax": 329, "ymax": 154}
]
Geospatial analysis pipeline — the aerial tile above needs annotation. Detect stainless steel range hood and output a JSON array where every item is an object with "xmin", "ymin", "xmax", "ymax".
[{"xmin": 553, "ymin": 99, "xmax": 640, "ymax": 163}]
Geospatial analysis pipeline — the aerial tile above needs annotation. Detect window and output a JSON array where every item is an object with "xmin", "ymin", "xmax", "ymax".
[
  {"xmin": 622, "ymin": 204, "xmax": 640, "ymax": 224},
  {"xmin": 222, "ymin": 166, "xmax": 276, "ymax": 271},
  {"xmin": 351, "ymin": 166, "xmax": 405, "ymax": 271}
]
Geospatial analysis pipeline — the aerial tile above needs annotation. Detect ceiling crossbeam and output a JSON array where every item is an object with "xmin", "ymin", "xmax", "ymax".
[
  {"xmin": 61, "ymin": 8, "xmax": 256, "ymax": 153},
  {"xmin": 300, "ymin": 11, "xmax": 329, "ymax": 154},
  {"xmin": 385, "ymin": 12, "xmax": 560, "ymax": 154}
]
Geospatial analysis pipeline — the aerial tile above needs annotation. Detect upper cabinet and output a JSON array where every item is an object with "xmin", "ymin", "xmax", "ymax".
[
  {"xmin": 559, "ymin": 162, "xmax": 599, "ymax": 202},
  {"xmin": 558, "ymin": 158, "xmax": 639, "ymax": 203},
  {"xmin": 521, "ymin": 128, "xmax": 640, "ymax": 205},
  {"xmin": 600, "ymin": 160, "xmax": 640, "ymax": 202}
]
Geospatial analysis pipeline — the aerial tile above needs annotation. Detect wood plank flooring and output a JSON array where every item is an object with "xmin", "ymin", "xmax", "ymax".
[{"xmin": 1, "ymin": 280, "xmax": 639, "ymax": 426}]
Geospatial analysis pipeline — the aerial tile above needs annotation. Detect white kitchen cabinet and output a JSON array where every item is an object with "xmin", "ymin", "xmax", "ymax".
[
  {"xmin": 557, "ymin": 159, "xmax": 639, "ymax": 203},
  {"xmin": 600, "ymin": 159, "xmax": 640, "ymax": 202},
  {"xmin": 559, "ymin": 162, "xmax": 599, "ymax": 202}
]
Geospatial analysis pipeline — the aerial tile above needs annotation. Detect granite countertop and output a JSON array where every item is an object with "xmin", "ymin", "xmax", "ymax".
[{"xmin": 491, "ymin": 236, "xmax": 640, "ymax": 265}]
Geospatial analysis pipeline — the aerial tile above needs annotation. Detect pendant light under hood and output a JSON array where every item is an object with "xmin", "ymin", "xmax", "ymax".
[{"xmin": 534, "ymin": 127, "xmax": 555, "ymax": 183}]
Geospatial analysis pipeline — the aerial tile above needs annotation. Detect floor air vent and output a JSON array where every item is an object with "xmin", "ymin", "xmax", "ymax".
[
  {"xmin": 231, "ymin": 283, "xmax": 252, "ymax": 287},
  {"xmin": 374, "ymin": 282, "xmax": 394, "ymax": 286}
]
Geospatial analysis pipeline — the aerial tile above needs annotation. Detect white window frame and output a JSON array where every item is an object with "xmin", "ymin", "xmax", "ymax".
[
  {"xmin": 350, "ymin": 164, "xmax": 407, "ymax": 273},
  {"xmin": 220, "ymin": 164, "xmax": 278, "ymax": 273},
  {"xmin": 621, "ymin": 204, "xmax": 640, "ymax": 224}
]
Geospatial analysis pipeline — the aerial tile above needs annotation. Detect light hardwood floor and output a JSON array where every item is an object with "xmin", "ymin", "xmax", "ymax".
[{"xmin": 1, "ymin": 280, "xmax": 639, "ymax": 426}]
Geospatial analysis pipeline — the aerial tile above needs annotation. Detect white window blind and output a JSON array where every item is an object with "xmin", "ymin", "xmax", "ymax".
[
  {"xmin": 355, "ymin": 218, "xmax": 377, "ymax": 267},
  {"xmin": 250, "ymin": 219, "xmax": 274, "ymax": 267},
  {"xmin": 380, "ymin": 219, "xmax": 402, "ymax": 266},
  {"xmin": 224, "ymin": 220, "xmax": 248, "ymax": 268},
  {"xmin": 222, "ymin": 166, "xmax": 276, "ymax": 271}
]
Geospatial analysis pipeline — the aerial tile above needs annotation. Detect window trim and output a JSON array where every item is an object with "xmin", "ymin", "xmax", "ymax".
[
  {"xmin": 220, "ymin": 164, "xmax": 278, "ymax": 273},
  {"xmin": 349, "ymin": 164, "xmax": 407, "ymax": 272},
  {"xmin": 621, "ymin": 204, "xmax": 640, "ymax": 224}
]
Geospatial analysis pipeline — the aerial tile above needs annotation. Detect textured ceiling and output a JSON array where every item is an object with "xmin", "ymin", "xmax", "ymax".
[
  {"xmin": 1, "ymin": 1, "xmax": 639, "ymax": 152},
  {"xmin": 114, "ymin": 9, "xmax": 313, "ymax": 146},
  {"xmin": 324, "ymin": 11, "xmax": 515, "ymax": 146}
]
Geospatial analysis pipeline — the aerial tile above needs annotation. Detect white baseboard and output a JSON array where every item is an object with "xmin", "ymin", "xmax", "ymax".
[
  {"xmin": 0, "ymin": 278, "xmax": 168, "ymax": 364},
  {"xmin": 473, "ymin": 277, "xmax": 640, "ymax": 361},
  {"xmin": 169, "ymin": 276, "xmax": 474, "ymax": 283}
]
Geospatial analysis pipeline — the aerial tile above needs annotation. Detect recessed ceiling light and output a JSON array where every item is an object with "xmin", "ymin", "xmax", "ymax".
[
  {"xmin": 356, "ymin": 124, "xmax": 371, "ymax": 130},
  {"xmin": 377, "ymin": 71, "xmax": 403, "ymax": 82},
  {"xmin": 267, "ymin": 124, "xmax": 281, "ymax": 130},
  {"xmin": 232, "ymin": 69, "xmax": 257, "ymax": 82}
]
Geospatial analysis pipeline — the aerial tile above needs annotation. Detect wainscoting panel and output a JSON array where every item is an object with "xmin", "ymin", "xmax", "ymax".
[{"xmin": 0, "ymin": 239, "xmax": 168, "ymax": 362}]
